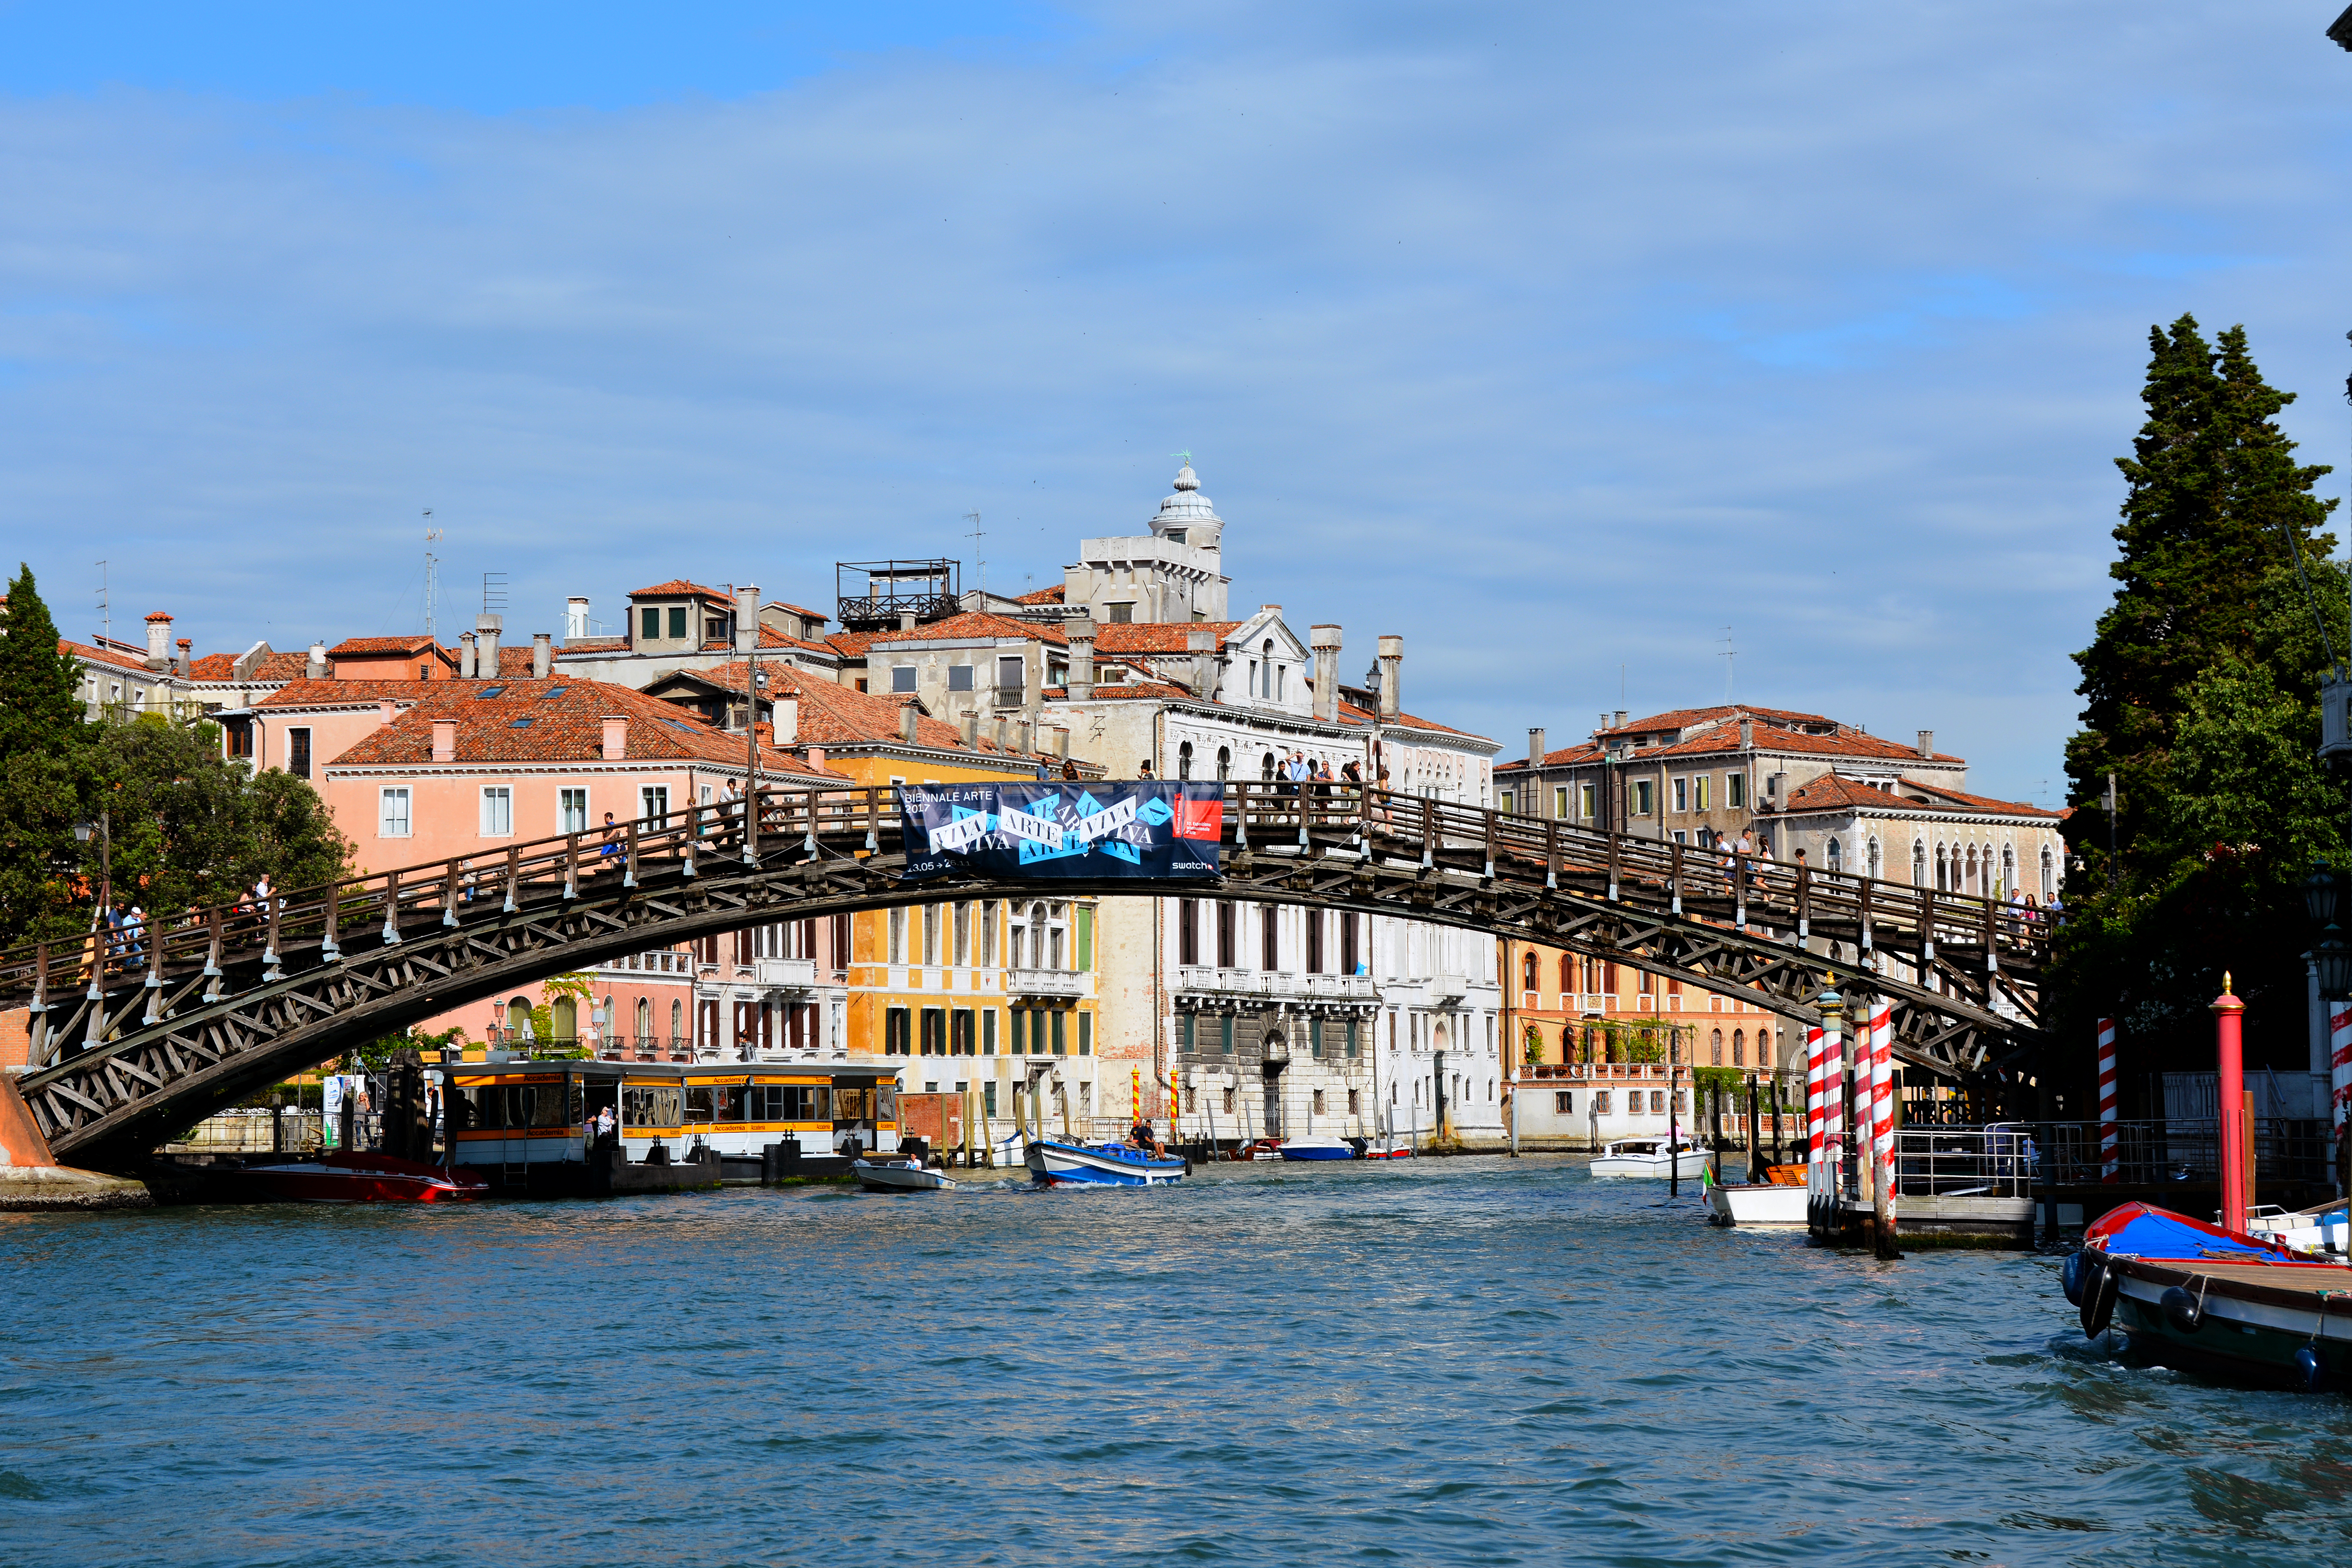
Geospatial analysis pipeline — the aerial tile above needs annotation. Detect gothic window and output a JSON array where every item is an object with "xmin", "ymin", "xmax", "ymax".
[{"xmin": 1178, "ymin": 740, "xmax": 1193, "ymax": 780}]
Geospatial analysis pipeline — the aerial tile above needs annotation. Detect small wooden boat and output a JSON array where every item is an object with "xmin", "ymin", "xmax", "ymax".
[
  {"xmin": 234, "ymin": 1152, "xmax": 489, "ymax": 1203},
  {"xmin": 2070, "ymin": 1201, "xmax": 2351, "ymax": 1391},
  {"xmin": 1589, "ymin": 1138, "xmax": 1710, "ymax": 1180},
  {"xmin": 852, "ymin": 1156, "xmax": 957, "ymax": 1193},
  {"xmin": 1278, "ymin": 1134, "xmax": 1356, "ymax": 1162},
  {"xmin": 1025, "ymin": 1137, "xmax": 1187, "ymax": 1187}
]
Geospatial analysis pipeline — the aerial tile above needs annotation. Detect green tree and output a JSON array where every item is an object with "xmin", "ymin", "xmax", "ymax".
[
  {"xmin": 2065, "ymin": 316, "xmax": 2337, "ymax": 875},
  {"xmin": 0, "ymin": 565, "xmax": 94, "ymax": 947}
]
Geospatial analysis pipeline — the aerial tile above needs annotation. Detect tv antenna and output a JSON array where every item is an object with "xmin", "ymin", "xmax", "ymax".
[
  {"xmin": 1720, "ymin": 627, "xmax": 1736, "ymax": 703},
  {"xmin": 94, "ymin": 560, "xmax": 109, "ymax": 645},
  {"xmin": 423, "ymin": 512, "xmax": 443, "ymax": 639},
  {"xmin": 481, "ymin": 571, "xmax": 508, "ymax": 617},
  {"xmin": 965, "ymin": 509, "xmax": 985, "ymax": 601}
]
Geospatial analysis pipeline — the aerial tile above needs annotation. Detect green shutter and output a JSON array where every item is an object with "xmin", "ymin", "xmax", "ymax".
[
  {"xmin": 1076, "ymin": 907, "xmax": 1094, "ymax": 970},
  {"xmin": 983, "ymin": 1009, "xmax": 997, "ymax": 1055},
  {"xmin": 1180, "ymin": 1013, "xmax": 1195, "ymax": 1050},
  {"xmin": 1346, "ymin": 1019, "xmax": 1359, "ymax": 1059},
  {"xmin": 1051, "ymin": 1011, "xmax": 1067, "ymax": 1055},
  {"xmin": 1079, "ymin": 1013, "xmax": 1093, "ymax": 1056},
  {"xmin": 1220, "ymin": 1014, "xmax": 1234, "ymax": 1055},
  {"xmin": 1010, "ymin": 1010, "xmax": 1025, "ymax": 1055}
]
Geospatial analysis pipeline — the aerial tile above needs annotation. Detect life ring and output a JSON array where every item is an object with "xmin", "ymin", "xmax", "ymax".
[
  {"xmin": 2159, "ymin": 1284, "xmax": 2205, "ymax": 1335},
  {"xmin": 2078, "ymin": 1255, "xmax": 2116, "ymax": 1337}
]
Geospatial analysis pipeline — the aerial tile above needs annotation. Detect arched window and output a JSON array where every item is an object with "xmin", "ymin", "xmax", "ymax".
[
  {"xmin": 1912, "ymin": 840, "xmax": 1927, "ymax": 887},
  {"xmin": 1935, "ymin": 845, "xmax": 1949, "ymax": 891},
  {"xmin": 552, "ymin": 996, "xmax": 576, "ymax": 1042},
  {"xmin": 509, "ymin": 998, "xmax": 533, "ymax": 1038},
  {"xmin": 1710, "ymin": 1028, "xmax": 1723, "ymax": 1065},
  {"xmin": 1522, "ymin": 953, "xmax": 1539, "ymax": 991},
  {"xmin": 1261, "ymin": 751, "xmax": 1277, "ymax": 781},
  {"xmin": 1825, "ymin": 837, "xmax": 1843, "ymax": 874},
  {"xmin": 1559, "ymin": 954, "xmax": 1575, "ymax": 994},
  {"xmin": 2041, "ymin": 846, "xmax": 2055, "ymax": 898},
  {"xmin": 1731, "ymin": 1028, "xmax": 1744, "ymax": 1067},
  {"xmin": 1216, "ymin": 746, "xmax": 1230, "ymax": 781},
  {"xmin": 633, "ymin": 997, "xmax": 650, "ymax": 1041},
  {"xmin": 1867, "ymin": 836, "xmax": 1882, "ymax": 880},
  {"xmin": 2002, "ymin": 845, "xmax": 2016, "ymax": 898},
  {"xmin": 1965, "ymin": 845, "xmax": 1979, "ymax": 894},
  {"xmin": 669, "ymin": 998, "xmax": 682, "ymax": 1045},
  {"xmin": 1178, "ymin": 740, "xmax": 1194, "ymax": 780}
]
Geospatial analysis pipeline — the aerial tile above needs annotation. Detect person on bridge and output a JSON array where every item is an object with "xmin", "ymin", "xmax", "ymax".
[{"xmin": 1137, "ymin": 757, "xmax": 1155, "ymax": 780}]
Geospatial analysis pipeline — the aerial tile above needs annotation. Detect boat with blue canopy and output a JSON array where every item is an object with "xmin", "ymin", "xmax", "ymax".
[{"xmin": 1025, "ymin": 1136, "xmax": 1187, "ymax": 1187}]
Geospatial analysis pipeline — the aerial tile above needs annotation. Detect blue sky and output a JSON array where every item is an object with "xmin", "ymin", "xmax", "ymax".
[{"xmin": 2, "ymin": 1, "xmax": 2347, "ymax": 803}]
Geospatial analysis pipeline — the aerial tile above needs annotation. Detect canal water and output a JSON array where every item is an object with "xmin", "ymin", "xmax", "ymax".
[{"xmin": 4, "ymin": 1156, "xmax": 2349, "ymax": 1566}]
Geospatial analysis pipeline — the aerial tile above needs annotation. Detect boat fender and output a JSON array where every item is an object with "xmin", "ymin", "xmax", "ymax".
[
  {"xmin": 2078, "ymin": 1257, "xmax": 2116, "ymax": 1338},
  {"xmin": 2295, "ymin": 1345, "xmax": 2327, "ymax": 1394},
  {"xmin": 2061, "ymin": 1251, "xmax": 2087, "ymax": 1307},
  {"xmin": 2159, "ymin": 1284, "xmax": 2205, "ymax": 1335}
]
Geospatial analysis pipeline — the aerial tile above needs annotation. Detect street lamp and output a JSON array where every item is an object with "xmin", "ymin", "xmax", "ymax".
[
  {"xmin": 73, "ymin": 812, "xmax": 111, "ymax": 920},
  {"xmin": 2304, "ymin": 864, "xmax": 2352, "ymax": 1000}
]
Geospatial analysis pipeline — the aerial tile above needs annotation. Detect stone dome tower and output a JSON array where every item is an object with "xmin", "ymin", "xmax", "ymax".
[{"xmin": 1149, "ymin": 462, "xmax": 1223, "ymax": 554}]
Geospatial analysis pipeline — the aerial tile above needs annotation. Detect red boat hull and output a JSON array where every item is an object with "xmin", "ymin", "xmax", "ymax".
[{"xmin": 235, "ymin": 1153, "xmax": 488, "ymax": 1204}]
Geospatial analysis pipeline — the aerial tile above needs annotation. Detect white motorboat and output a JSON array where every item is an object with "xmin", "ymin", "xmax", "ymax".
[
  {"xmin": 2244, "ymin": 1201, "xmax": 2349, "ymax": 1256},
  {"xmin": 1704, "ymin": 1180, "xmax": 1809, "ymax": 1227},
  {"xmin": 1278, "ymin": 1134, "xmax": 1356, "ymax": 1162},
  {"xmin": 852, "ymin": 1156, "xmax": 957, "ymax": 1193},
  {"xmin": 1589, "ymin": 1139, "xmax": 1711, "ymax": 1180}
]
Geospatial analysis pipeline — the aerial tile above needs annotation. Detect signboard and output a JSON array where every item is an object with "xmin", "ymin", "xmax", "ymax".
[{"xmin": 899, "ymin": 782, "xmax": 1223, "ymax": 882}]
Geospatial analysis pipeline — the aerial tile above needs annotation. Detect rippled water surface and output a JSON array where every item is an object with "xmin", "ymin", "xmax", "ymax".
[{"xmin": 5, "ymin": 1156, "xmax": 2351, "ymax": 1566}]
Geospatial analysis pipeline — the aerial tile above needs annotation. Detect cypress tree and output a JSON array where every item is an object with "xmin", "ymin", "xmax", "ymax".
[{"xmin": 0, "ymin": 565, "xmax": 94, "ymax": 947}]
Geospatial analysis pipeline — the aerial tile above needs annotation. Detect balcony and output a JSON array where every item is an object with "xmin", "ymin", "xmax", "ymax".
[
  {"xmin": 1006, "ymin": 967, "xmax": 1087, "ymax": 1000},
  {"xmin": 1174, "ymin": 968, "xmax": 1299, "ymax": 1005},
  {"xmin": 753, "ymin": 956, "xmax": 820, "ymax": 992},
  {"xmin": 1301, "ymin": 974, "xmax": 1377, "ymax": 1006},
  {"xmin": 1429, "ymin": 973, "xmax": 1468, "ymax": 1004}
]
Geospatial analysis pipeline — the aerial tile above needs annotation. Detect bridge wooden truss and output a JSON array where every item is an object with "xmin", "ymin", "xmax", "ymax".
[{"xmin": 0, "ymin": 782, "xmax": 2050, "ymax": 1172}]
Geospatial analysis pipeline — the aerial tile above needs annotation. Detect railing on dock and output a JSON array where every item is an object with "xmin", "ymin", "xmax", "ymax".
[{"xmin": 1874, "ymin": 1118, "xmax": 2336, "ymax": 1200}]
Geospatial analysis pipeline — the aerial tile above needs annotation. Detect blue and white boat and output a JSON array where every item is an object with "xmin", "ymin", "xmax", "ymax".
[
  {"xmin": 1277, "ymin": 1134, "xmax": 1356, "ymax": 1162},
  {"xmin": 1025, "ymin": 1137, "xmax": 1187, "ymax": 1187}
]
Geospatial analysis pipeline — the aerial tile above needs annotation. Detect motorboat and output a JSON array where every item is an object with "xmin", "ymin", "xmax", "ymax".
[
  {"xmin": 1704, "ymin": 1167, "xmax": 1809, "ymax": 1227},
  {"xmin": 2069, "ymin": 1201, "xmax": 2350, "ymax": 1390},
  {"xmin": 1589, "ymin": 1139, "xmax": 1710, "ymax": 1180},
  {"xmin": 233, "ymin": 1152, "xmax": 488, "ymax": 1203},
  {"xmin": 1360, "ymin": 1138, "xmax": 1414, "ymax": 1160},
  {"xmin": 1278, "ymin": 1134, "xmax": 1356, "ymax": 1162},
  {"xmin": 1025, "ymin": 1137, "xmax": 1187, "ymax": 1187},
  {"xmin": 852, "ymin": 1156, "xmax": 957, "ymax": 1193}
]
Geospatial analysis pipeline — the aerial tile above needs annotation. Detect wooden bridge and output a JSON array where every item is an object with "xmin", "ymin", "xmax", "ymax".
[{"xmin": 0, "ymin": 782, "xmax": 2051, "ymax": 1172}]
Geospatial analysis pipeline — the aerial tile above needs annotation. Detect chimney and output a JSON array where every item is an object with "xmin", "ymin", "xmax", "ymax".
[
  {"xmin": 1614, "ymin": 710, "xmax": 1628, "ymax": 728},
  {"xmin": 306, "ymin": 641, "xmax": 328, "ymax": 680},
  {"xmin": 960, "ymin": 710, "xmax": 979, "ymax": 748},
  {"xmin": 735, "ymin": 584, "xmax": 758, "ymax": 655},
  {"xmin": 1310, "ymin": 624, "xmax": 1341, "ymax": 722},
  {"xmin": 1067, "ymin": 614, "xmax": 1096, "ymax": 700},
  {"xmin": 601, "ymin": 715, "xmax": 627, "ymax": 761},
  {"xmin": 459, "ymin": 631, "xmax": 477, "ymax": 679},
  {"xmin": 476, "ymin": 615, "xmax": 502, "ymax": 680},
  {"xmin": 900, "ymin": 702, "xmax": 919, "ymax": 745},
  {"xmin": 1740, "ymin": 718, "xmax": 1754, "ymax": 748},
  {"xmin": 1016, "ymin": 719, "xmax": 1034, "ymax": 756},
  {"xmin": 773, "ymin": 694, "xmax": 799, "ymax": 746},
  {"xmin": 566, "ymin": 597, "xmax": 589, "ymax": 640},
  {"xmin": 532, "ymin": 632, "xmax": 552, "ymax": 679},
  {"xmin": 1916, "ymin": 730, "xmax": 1933, "ymax": 759},
  {"xmin": 1187, "ymin": 624, "xmax": 1217, "ymax": 697},
  {"xmin": 144, "ymin": 612, "xmax": 172, "ymax": 670},
  {"xmin": 805, "ymin": 746, "xmax": 826, "ymax": 772},
  {"xmin": 1376, "ymin": 635, "xmax": 1403, "ymax": 722},
  {"xmin": 993, "ymin": 715, "xmax": 1009, "ymax": 751},
  {"xmin": 378, "ymin": 699, "xmax": 397, "ymax": 726},
  {"xmin": 431, "ymin": 719, "xmax": 456, "ymax": 762},
  {"xmin": 1528, "ymin": 728, "xmax": 1545, "ymax": 768},
  {"xmin": 174, "ymin": 637, "xmax": 191, "ymax": 677},
  {"xmin": 231, "ymin": 641, "xmax": 267, "ymax": 684},
  {"xmin": 898, "ymin": 609, "xmax": 918, "ymax": 632}
]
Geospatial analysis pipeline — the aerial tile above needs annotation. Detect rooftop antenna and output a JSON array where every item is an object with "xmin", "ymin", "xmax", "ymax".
[
  {"xmin": 481, "ymin": 571, "xmax": 508, "ymax": 617},
  {"xmin": 965, "ymin": 509, "xmax": 985, "ymax": 602},
  {"xmin": 94, "ymin": 560, "xmax": 109, "ymax": 645},
  {"xmin": 1720, "ymin": 626, "xmax": 1736, "ymax": 704},
  {"xmin": 423, "ymin": 512, "xmax": 442, "ymax": 639}
]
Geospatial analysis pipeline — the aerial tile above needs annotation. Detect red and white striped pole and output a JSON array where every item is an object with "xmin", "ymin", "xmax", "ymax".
[
  {"xmin": 1805, "ymin": 1023, "xmax": 1827, "ymax": 1169},
  {"xmin": 1869, "ymin": 1002, "xmax": 1895, "ymax": 1225},
  {"xmin": 1821, "ymin": 1005, "xmax": 1846, "ymax": 1192},
  {"xmin": 2330, "ymin": 1004, "xmax": 2351, "ymax": 1190},
  {"xmin": 2097, "ymin": 1017, "xmax": 2118, "ymax": 1184}
]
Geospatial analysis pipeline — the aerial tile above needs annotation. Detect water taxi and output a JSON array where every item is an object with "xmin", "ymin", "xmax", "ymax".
[
  {"xmin": 853, "ymin": 1155, "xmax": 957, "ymax": 1193},
  {"xmin": 1704, "ymin": 1165, "xmax": 1809, "ymax": 1227},
  {"xmin": 443, "ymin": 1057, "xmax": 904, "ymax": 1196},
  {"xmin": 1589, "ymin": 1138, "xmax": 1710, "ymax": 1180},
  {"xmin": 1025, "ymin": 1136, "xmax": 1187, "ymax": 1187}
]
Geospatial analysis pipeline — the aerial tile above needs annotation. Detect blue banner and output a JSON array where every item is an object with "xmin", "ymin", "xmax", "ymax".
[{"xmin": 899, "ymin": 782, "xmax": 1224, "ymax": 882}]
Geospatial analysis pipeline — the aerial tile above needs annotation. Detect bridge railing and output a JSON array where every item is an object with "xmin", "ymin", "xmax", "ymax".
[{"xmin": 1, "ymin": 778, "xmax": 2049, "ymax": 1016}]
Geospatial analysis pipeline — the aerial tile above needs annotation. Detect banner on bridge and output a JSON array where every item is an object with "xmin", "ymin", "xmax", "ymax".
[{"xmin": 898, "ymin": 782, "xmax": 1223, "ymax": 882}]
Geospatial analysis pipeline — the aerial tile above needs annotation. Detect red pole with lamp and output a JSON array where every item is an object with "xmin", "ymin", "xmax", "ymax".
[{"xmin": 2212, "ymin": 972, "xmax": 2247, "ymax": 1234}]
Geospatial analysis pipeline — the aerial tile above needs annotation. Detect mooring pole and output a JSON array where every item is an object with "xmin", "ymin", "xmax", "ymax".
[
  {"xmin": 2214, "ymin": 973, "xmax": 2247, "ymax": 1234},
  {"xmin": 1869, "ymin": 1001, "xmax": 1897, "ymax": 1259}
]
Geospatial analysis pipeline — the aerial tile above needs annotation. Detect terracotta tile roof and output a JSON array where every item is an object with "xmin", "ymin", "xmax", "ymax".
[
  {"xmin": 1014, "ymin": 584, "xmax": 1065, "ymax": 604},
  {"xmin": 1778, "ymin": 772, "xmax": 2058, "ymax": 820},
  {"xmin": 823, "ymin": 630, "xmax": 886, "ymax": 657},
  {"xmin": 869, "ymin": 610, "xmax": 1065, "ymax": 648},
  {"xmin": 143, "ymin": 611, "xmax": 172, "ymax": 623},
  {"xmin": 60, "ymin": 637, "xmax": 152, "ymax": 674},
  {"xmin": 1057, "ymin": 680, "xmax": 1199, "ymax": 702},
  {"xmin": 627, "ymin": 578, "xmax": 732, "ymax": 602},
  {"xmin": 327, "ymin": 635, "xmax": 440, "ymax": 657},
  {"xmin": 321, "ymin": 676, "xmax": 820, "ymax": 774},
  {"xmin": 556, "ymin": 636, "xmax": 629, "ymax": 652},
  {"xmin": 692, "ymin": 661, "xmax": 1055, "ymax": 762},
  {"xmin": 257, "ymin": 678, "xmax": 445, "ymax": 708},
  {"xmin": 1090, "ymin": 621, "xmax": 1240, "ymax": 654},
  {"xmin": 1332, "ymin": 696, "xmax": 1489, "ymax": 741},
  {"xmin": 185, "ymin": 653, "xmax": 239, "ymax": 679},
  {"xmin": 1495, "ymin": 740, "xmax": 1606, "ymax": 773},
  {"xmin": 694, "ymin": 625, "xmax": 835, "ymax": 655},
  {"xmin": 769, "ymin": 602, "xmax": 830, "ymax": 625},
  {"xmin": 1641, "ymin": 723, "xmax": 1959, "ymax": 765},
  {"xmin": 185, "ymin": 649, "xmax": 312, "ymax": 684},
  {"xmin": 1598, "ymin": 704, "xmax": 1836, "ymax": 740}
]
